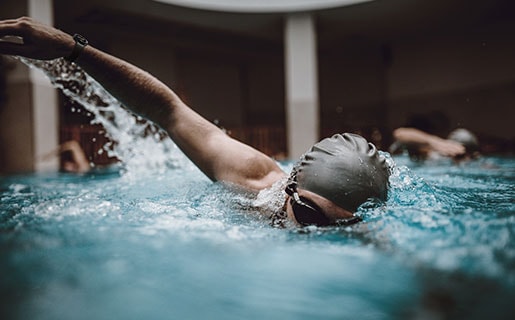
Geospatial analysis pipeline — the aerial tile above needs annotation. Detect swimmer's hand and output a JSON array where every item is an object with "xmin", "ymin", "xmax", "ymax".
[
  {"xmin": 393, "ymin": 127, "xmax": 466, "ymax": 158},
  {"xmin": 429, "ymin": 137, "xmax": 466, "ymax": 157},
  {"xmin": 0, "ymin": 17, "xmax": 74, "ymax": 60}
]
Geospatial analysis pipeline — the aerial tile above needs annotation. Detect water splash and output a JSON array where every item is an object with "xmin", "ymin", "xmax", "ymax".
[
  {"xmin": 18, "ymin": 57, "xmax": 191, "ymax": 175},
  {"xmin": 380, "ymin": 152, "xmax": 441, "ymax": 210}
]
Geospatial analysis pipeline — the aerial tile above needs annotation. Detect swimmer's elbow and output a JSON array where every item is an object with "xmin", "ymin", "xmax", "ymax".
[
  {"xmin": 393, "ymin": 128, "xmax": 408, "ymax": 140},
  {"xmin": 215, "ymin": 153, "xmax": 285, "ymax": 191}
]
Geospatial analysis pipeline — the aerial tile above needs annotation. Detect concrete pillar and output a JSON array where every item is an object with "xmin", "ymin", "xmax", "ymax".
[
  {"xmin": 30, "ymin": 0, "xmax": 59, "ymax": 172},
  {"xmin": 0, "ymin": 0, "xmax": 59, "ymax": 174},
  {"xmin": 284, "ymin": 12, "xmax": 319, "ymax": 159}
]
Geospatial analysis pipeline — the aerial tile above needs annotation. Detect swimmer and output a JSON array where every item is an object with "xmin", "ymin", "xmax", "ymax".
[
  {"xmin": 391, "ymin": 127, "xmax": 480, "ymax": 162},
  {"xmin": 0, "ymin": 17, "xmax": 389, "ymax": 227},
  {"xmin": 40, "ymin": 140, "xmax": 91, "ymax": 173}
]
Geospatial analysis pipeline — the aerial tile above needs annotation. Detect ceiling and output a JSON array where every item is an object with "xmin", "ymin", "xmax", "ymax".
[
  {"xmin": 54, "ymin": 0, "xmax": 515, "ymax": 50},
  {"xmin": 152, "ymin": 0, "xmax": 374, "ymax": 13}
]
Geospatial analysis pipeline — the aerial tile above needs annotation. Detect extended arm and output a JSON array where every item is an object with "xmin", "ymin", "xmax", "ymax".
[
  {"xmin": 39, "ymin": 140, "xmax": 91, "ymax": 173},
  {"xmin": 0, "ymin": 17, "xmax": 285, "ymax": 189},
  {"xmin": 59, "ymin": 140, "xmax": 91, "ymax": 173},
  {"xmin": 393, "ymin": 127, "xmax": 465, "ymax": 157}
]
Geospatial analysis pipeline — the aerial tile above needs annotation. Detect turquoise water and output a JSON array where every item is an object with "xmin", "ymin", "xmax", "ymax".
[
  {"xmin": 1, "ymin": 155, "xmax": 514, "ymax": 320},
  {"xmin": 1, "ymin": 58, "xmax": 514, "ymax": 319}
]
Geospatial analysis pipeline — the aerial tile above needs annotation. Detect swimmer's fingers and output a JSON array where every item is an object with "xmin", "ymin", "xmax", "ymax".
[
  {"xmin": 0, "ymin": 41, "xmax": 18, "ymax": 54},
  {"xmin": 0, "ymin": 19, "xmax": 26, "ymax": 55},
  {"xmin": 430, "ymin": 138, "xmax": 465, "ymax": 156},
  {"xmin": 441, "ymin": 141, "xmax": 466, "ymax": 157},
  {"xmin": 0, "ymin": 17, "xmax": 33, "ymax": 44},
  {"xmin": 0, "ymin": 39, "xmax": 53, "ymax": 60},
  {"xmin": 0, "ymin": 18, "xmax": 25, "ymax": 36},
  {"xmin": 447, "ymin": 141, "xmax": 466, "ymax": 156},
  {"xmin": 0, "ymin": 17, "xmax": 73, "ymax": 60}
]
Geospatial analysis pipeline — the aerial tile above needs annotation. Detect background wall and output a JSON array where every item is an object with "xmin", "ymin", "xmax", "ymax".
[
  {"xmin": 0, "ymin": 0, "xmax": 59, "ymax": 173},
  {"xmin": 386, "ymin": 26, "xmax": 515, "ymax": 139},
  {"xmin": 1, "ymin": 0, "xmax": 514, "ymax": 175},
  {"xmin": 317, "ymin": 1, "xmax": 515, "ymax": 149},
  {"xmin": 319, "ymin": 40, "xmax": 387, "ymax": 139}
]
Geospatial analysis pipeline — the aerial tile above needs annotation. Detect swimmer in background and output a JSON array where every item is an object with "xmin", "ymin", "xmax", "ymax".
[
  {"xmin": 0, "ymin": 17, "xmax": 389, "ymax": 228},
  {"xmin": 390, "ymin": 127, "xmax": 480, "ymax": 162},
  {"xmin": 40, "ymin": 140, "xmax": 91, "ymax": 173}
]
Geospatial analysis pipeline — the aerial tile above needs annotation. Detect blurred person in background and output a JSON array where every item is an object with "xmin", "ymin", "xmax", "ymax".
[{"xmin": 390, "ymin": 112, "xmax": 480, "ymax": 162}]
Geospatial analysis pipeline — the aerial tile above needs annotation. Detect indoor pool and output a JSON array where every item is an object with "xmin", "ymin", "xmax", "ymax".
[{"xmin": 1, "ymin": 59, "xmax": 514, "ymax": 320}]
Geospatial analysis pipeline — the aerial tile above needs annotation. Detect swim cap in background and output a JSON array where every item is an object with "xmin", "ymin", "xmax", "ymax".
[
  {"xmin": 447, "ymin": 128, "xmax": 479, "ymax": 154},
  {"xmin": 292, "ymin": 133, "xmax": 389, "ymax": 213}
]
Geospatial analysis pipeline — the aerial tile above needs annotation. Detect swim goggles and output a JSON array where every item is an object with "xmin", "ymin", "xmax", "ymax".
[{"xmin": 285, "ymin": 182, "xmax": 362, "ymax": 227}]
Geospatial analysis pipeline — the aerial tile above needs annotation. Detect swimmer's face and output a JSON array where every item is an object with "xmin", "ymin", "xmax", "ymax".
[{"xmin": 285, "ymin": 188, "xmax": 357, "ymax": 226}]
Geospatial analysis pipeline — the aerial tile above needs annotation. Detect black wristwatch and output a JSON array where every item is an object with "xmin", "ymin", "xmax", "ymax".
[{"xmin": 65, "ymin": 33, "xmax": 88, "ymax": 63}]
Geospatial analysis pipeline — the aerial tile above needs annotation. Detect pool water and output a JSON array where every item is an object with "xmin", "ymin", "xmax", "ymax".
[
  {"xmin": 1, "ymin": 58, "xmax": 514, "ymax": 319},
  {"xmin": 1, "ymin": 155, "xmax": 514, "ymax": 320}
]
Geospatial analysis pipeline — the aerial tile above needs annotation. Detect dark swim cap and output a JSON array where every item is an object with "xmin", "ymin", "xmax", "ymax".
[
  {"xmin": 292, "ymin": 133, "xmax": 389, "ymax": 213},
  {"xmin": 447, "ymin": 128, "xmax": 479, "ymax": 154}
]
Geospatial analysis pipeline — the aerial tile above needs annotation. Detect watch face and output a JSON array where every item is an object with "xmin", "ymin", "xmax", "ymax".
[
  {"xmin": 74, "ymin": 34, "xmax": 88, "ymax": 46},
  {"xmin": 65, "ymin": 34, "xmax": 89, "ymax": 62}
]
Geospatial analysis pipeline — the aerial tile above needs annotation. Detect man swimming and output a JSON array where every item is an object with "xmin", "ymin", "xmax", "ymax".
[
  {"xmin": 0, "ymin": 17, "xmax": 389, "ymax": 227},
  {"xmin": 391, "ymin": 127, "xmax": 479, "ymax": 162}
]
